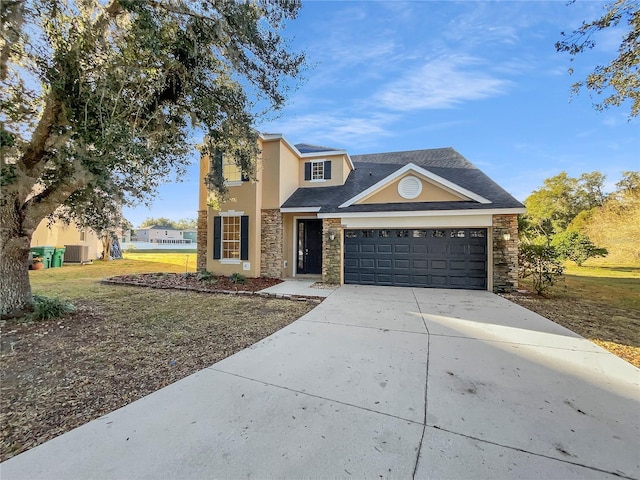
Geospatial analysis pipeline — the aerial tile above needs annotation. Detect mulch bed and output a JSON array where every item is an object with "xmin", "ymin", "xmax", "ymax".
[{"xmin": 107, "ymin": 272, "xmax": 283, "ymax": 293}]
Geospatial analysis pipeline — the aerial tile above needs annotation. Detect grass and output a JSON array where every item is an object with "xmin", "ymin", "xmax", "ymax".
[
  {"xmin": 512, "ymin": 258, "xmax": 640, "ymax": 367},
  {"xmin": 562, "ymin": 262, "xmax": 640, "ymax": 310},
  {"xmin": 29, "ymin": 253, "xmax": 197, "ymax": 299}
]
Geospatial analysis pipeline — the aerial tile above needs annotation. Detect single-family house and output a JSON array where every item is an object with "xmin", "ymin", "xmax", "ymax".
[
  {"xmin": 197, "ymin": 134, "xmax": 525, "ymax": 292},
  {"xmin": 134, "ymin": 226, "xmax": 192, "ymax": 244}
]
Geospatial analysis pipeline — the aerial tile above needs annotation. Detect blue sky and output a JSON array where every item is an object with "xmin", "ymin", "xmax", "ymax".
[{"xmin": 124, "ymin": 0, "xmax": 639, "ymax": 227}]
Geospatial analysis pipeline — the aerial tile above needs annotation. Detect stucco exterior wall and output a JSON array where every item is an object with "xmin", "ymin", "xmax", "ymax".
[
  {"xmin": 492, "ymin": 214, "xmax": 519, "ymax": 292},
  {"xmin": 298, "ymin": 153, "xmax": 351, "ymax": 188},
  {"xmin": 361, "ymin": 173, "xmax": 464, "ymax": 204}
]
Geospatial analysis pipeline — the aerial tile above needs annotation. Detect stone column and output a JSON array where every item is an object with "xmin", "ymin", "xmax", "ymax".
[
  {"xmin": 196, "ymin": 209, "xmax": 208, "ymax": 272},
  {"xmin": 492, "ymin": 214, "xmax": 519, "ymax": 292},
  {"xmin": 322, "ymin": 218, "xmax": 343, "ymax": 284},
  {"xmin": 260, "ymin": 209, "xmax": 283, "ymax": 278}
]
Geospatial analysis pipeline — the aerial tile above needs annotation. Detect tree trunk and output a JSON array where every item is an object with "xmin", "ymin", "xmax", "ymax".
[
  {"xmin": 0, "ymin": 204, "xmax": 33, "ymax": 317},
  {"xmin": 101, "ymin": 235, "xmax": 112, "ymax": 261}
]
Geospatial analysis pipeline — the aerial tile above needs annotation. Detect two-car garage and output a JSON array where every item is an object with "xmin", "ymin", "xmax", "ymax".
[{"xmin": 343, "ymin": 228, "xmax": 488, "ymax": 290}]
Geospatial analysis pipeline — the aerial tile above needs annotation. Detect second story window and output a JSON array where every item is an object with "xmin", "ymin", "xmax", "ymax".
[
  {"xmin": 223, "ymin": 156, "xmax": 242, "ymax": 183},
  {"xmin": 311, "ymin": 160, "xmax": 324, "ymax": 180},
  {"xmin": 304, "ymin": 160, "xmax": 332, "ymax": 182}
]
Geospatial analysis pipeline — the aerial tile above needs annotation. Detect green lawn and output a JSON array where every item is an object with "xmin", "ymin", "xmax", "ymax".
[
  {"xmin": 30, "ymin": 253, "xmax": 197, "ymax": 299},
  {"xmin": 562, "ymin": 260, "xmax": 640, "ymax": 311}
]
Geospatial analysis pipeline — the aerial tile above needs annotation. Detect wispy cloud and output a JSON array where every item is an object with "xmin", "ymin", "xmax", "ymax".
[
  {"xmin": 375, "ymin": 55, "xmax": 510, "ymax": 111},
  {"xmin": 259, "ymin": 111, "xmax": 397, "ymax": 149}
]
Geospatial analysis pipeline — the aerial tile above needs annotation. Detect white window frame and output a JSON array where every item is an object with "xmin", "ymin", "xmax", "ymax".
[
  {"xmin": 310, "ymin": 160, "xmax": 326, "ymax": 182},
  {"xmin": 219, "ymin": 212, "xmax": 243, "ymax": 264},
  {"xmin": 223, "ymin": 155, "xmax": 243, "ymax": 187}
]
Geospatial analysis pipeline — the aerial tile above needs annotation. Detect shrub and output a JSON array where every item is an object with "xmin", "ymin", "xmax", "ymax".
[
  {"xmin": 31, "ymin": 295, "xmax": 75, "ymax": 321},
  {"xmin": 197, "ymin": 270, "xmax": 217, "ymax": 285},
  {"xmin": 518, "ymin": 244, "xmax": 565, "ymax": 295},
  {"xmin": 551, "ymin": 231, "xmax": 608, "ymax": 266},
  {"xmin": 229, "ymin": 272, "xmax": 246, "ymax": 284}
]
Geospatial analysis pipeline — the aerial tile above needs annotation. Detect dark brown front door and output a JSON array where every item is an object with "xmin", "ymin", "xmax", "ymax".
[{"xmin": 297, "ymin": 220, "xmax": 322, "ymax": 274}]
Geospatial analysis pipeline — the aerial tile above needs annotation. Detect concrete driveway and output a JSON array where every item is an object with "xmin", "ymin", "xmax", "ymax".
[{"xmin": 2, "ymin": 286, "xmax": 639, "ymax": 479}]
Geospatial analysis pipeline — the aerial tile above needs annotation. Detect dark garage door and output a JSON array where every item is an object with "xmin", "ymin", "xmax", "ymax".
[{"xmin": 344, "ymin": 228, "xmax": 487, "ymax": 290}]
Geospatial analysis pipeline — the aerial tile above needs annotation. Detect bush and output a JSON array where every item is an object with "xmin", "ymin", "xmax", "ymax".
[
  {"xmin": 196, "ymin": 270, "xmax": 217, "ymax": 285},
  {"xmin": 229, "ymin": 272, "xmax": 246, "ymax": 284},
  {"xmin": 551, "ymin": 231, "xmax": 607, "ymax": 266},
  {"xmin": 518, "ymin": 244, "xmax": 565, "ymax": 295},
  {"xmin": 31, "ymin": 295, "xmax": 75, "ymax": 321}
]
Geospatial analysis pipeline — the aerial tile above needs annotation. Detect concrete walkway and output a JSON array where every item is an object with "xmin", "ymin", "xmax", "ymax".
[
  {"xmin": 258, "ymin": 277, "xmax": 337, "ymax": 298},
  {"xmin": 2, "ymin": 286, "xmax": 639, "ymax": 479}
]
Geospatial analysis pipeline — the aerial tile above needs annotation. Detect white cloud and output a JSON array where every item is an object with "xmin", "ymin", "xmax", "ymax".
[
  {"xmin": 259, "ymin": 111, "xmax": 397, "ymax": 149},
  {"xmin": 375, "ymin": 55, "xmax": 510, "ymax": 111}
]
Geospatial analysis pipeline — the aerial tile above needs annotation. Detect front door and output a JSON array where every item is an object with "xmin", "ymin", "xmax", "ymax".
[{"xmin": 297, "ymin": 220, "xmax": 322, "ymax": 274}]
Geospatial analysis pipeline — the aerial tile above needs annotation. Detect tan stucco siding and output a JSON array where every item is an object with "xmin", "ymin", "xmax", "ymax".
[
  {"xmin": 357, "ymin": 173, "xmax": 466, "ymax": 205},
  {"xmin": 198, "ymin": 153, "xmax": 211, "ymax": 211},
  {"xmin": 260, "ymin": 139, "xmax": 281, "ymax": 210},
  {"xmin": 278, "ymin": 145, "xmax": 301, "ymax": 206},
  {"xmin": 31, "ymin": 220, "xmax": 102, "ymax": 260},
  {"xmin": 206, "ymin": 179, "xmax": 262, "ymax": 277},
  {"xmin": 297, "ymin": 154, "xmax": 350, "ymax": 188}
]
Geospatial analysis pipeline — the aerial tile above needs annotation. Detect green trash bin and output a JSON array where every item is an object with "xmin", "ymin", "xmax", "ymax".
[
  {"xmin": 52, "ymin": 247, "xmax": 66, "ymax": 268},
  {"xmin": 30, "ymin": 246, "xmax": 55, "ymax": 269}
]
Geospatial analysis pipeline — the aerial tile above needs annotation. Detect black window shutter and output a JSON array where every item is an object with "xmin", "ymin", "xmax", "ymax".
[
  {"xmin": 304, "ymin": 162, "xmax": 311, "ymax": 181},
  {"xmin": 213, "ymin": 217, "xmax": 221, "ymax": 259},
  {"xmin": 324, "ymin": 161, "xmax": 332, "ymax": 180},
  {"xmin": 214, "ymin": 148, "xmax": 223, "ymax": 176},
  {"xmin": 240, "ymin": 216, "xmax": 249, "ymax": 260}
]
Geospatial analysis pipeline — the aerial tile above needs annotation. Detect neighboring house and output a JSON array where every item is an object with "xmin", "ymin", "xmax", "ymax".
[
  {"xmin": 134, "ymin": 225, "xmax": 192, "ymax": 244},
  {"xmin": 197, "ymin": 134, "xmax": 525, "ymax": 292},
  {"xmin": 31, "ymin": 219, "xmax": 102, "ymax": 260}
]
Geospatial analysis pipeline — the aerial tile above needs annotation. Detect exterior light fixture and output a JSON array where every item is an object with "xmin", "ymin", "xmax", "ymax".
[{"xmin": 502, "ymin": 232, "xmax": 511, "ymax": 241}]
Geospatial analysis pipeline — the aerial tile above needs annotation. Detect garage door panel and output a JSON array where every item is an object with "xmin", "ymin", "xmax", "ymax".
[
  {"xmin": 394, "ymin": 244, "xmax": 410, "ymax": 254},
  {"xmin": 360, "ymin": 258, "xmax": 375, "ymax": 269},
  {"xmin": 344, "ymin": 228, "xmax": 487, "ymax": 290},
  {"xmin": 394, "ymin": 259, "xmax": 410, "ymax": 269},
  {"xmin": 377, "ymin": 259, "xmax": 392, "ymax": 269},
  {"xmin": 413, "ymin": 259, "xmax": 428, "ymax": 269},
  {"xmin": 431, "ymin": 260, "xmax": 447, "ymax": 270},
  {"xmin": 377, "ymin": 244, "xmax": 392, "ymax": 254},
  {"xmin": 412, "ymin": 244, "xmax": 428, "ymax": 254}
]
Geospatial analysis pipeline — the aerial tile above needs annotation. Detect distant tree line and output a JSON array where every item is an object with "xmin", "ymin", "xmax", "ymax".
[{"xmin": 137, "ymin": 217, "xmax": 197, "ymax": 230}]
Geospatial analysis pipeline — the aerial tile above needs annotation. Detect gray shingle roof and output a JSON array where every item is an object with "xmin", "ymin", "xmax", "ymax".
[
  {"xmin": 294, "ymin": 143, "xmax": 343, "ymax": 154},
  {"xmin": 281, "ymin": 147, "xmax": 524, "ymax": 213}
]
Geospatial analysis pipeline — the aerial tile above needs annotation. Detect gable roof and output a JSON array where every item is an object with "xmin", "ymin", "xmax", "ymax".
[{"xmin": 281, "ymin": 147, "xmax": 525, "ymax": 214}]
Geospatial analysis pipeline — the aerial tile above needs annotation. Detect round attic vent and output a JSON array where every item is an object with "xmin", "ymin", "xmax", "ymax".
[{"xmin": 398, "ymin": 175, "xmax": 422, "ymax": 199}]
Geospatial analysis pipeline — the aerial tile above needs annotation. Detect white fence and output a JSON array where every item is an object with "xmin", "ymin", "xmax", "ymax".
[{"xmin": 121, "ymin": 242, "xmax": 197, "ymax": 251}]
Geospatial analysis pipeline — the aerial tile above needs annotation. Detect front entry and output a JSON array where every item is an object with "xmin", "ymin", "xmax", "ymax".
[{"xmin": 297, "ymin": 220, "xmax": 322, "ymax": 274}]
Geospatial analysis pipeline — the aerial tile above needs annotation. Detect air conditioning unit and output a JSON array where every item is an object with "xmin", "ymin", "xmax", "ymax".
[{"xmin": 64, "ymin": 245, "xmax": 89, "ymax": 263}]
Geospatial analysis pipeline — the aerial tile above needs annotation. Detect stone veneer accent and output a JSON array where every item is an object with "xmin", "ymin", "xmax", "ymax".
[
  {"xmin": 322, "ymin": 218, "xmax": 343, "ymax": 284},
  {"xmin": 196, "ymin": 209, "xmax": 208, "ymax": 272},
  {"xmin": 492, "ymin": 214, "xmax": 519, "ymax": 292},
  {"xmin": 261, "ymin": 209, "xmax": 283, "ymax": 278}
]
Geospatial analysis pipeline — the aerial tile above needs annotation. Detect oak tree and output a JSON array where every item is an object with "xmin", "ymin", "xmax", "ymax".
[{"xmin": 0, "ymin": 0, "xmax": 304, "ymax": 316}]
